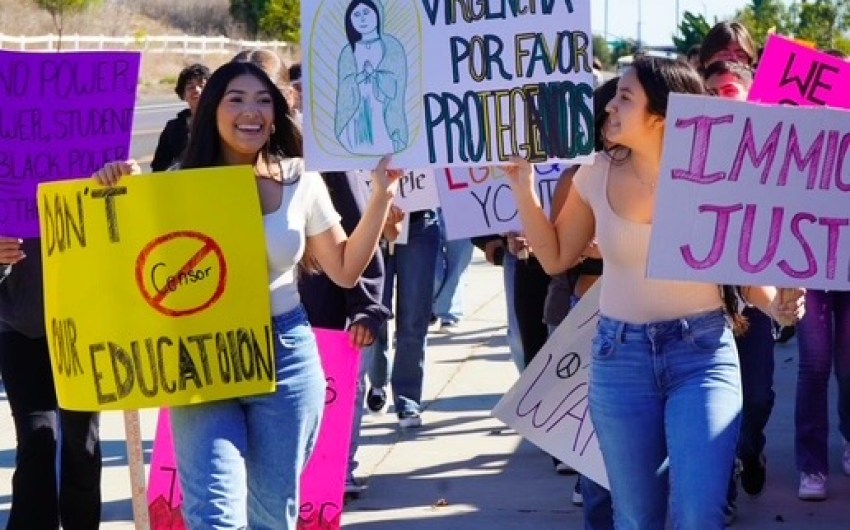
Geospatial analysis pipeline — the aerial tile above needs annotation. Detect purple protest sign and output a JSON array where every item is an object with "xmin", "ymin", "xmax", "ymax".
[{"xmin": 0, "ymin": 50, "xmax": 140, "ymax": 237}]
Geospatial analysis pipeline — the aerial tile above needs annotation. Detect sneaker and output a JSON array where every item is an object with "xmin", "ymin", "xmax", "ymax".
[
  {"xmin": 438, "ymin": 320, "xmax": 459, "ymax": 333},
  {"xmin": 366, "ymin": 387, "xmax": 386, "ymax": 413},
  {"xmin": 344, "ymin": 474, "xmax": 366, "ymax": 501},
  {"xmin": 798, "ymin": 472, "xmax": 828, "ymax": 501},
  {"xmin": 723, "ymin": 500, "xmax": 737, "ymax": 526},
  {"xmin": 398, "ymin": 411, "xmax": 422, "ymax": 429},
  {"xmin": 843, "ymin": 441, "xmax": 850, "ymax": 476},
  {"xmin": 740, "ymin": 453, "xmax": 767, "ymax": 497},
  {"xmin": 554, "ymin": 459, "xmax": 577, "ymax": 475},
  {"xmin": 571, "ymin": 479, "xmax": 583, "ymax": 506}
]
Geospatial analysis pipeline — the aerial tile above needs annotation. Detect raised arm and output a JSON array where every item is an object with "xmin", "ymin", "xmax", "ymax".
[
  {"xmin": 505, "ymin": 157, "xmax": 595, "ymax": 275},
  {"xmin": 307, "ymin": 156, "xmax": 399, "ymax": 288}
]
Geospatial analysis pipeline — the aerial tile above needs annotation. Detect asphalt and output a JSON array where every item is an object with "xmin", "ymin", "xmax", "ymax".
[{"xmin": 1, "ymin": 252, "xmax": 848, "ymax": 529}]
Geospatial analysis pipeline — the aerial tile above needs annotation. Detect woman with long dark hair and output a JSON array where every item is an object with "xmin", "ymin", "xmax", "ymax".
[
  {"xmin": 92, "ymin": 61, "xmax": 400, "ymax": 530},
  {"xmin": 505, "ymin": 56, "xmax": 804, "ymax": 529}
]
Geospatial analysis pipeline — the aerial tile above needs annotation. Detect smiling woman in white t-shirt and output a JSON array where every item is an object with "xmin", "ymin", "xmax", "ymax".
[{"xmin": 92, "ymin": 61, "xmax": 399, "ymax": 530}]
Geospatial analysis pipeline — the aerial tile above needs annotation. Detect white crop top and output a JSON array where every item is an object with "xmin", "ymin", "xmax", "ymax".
[
  {"xmin": 265, "ymin": 159, "xmax": 340, "ymax": 315},
  {"xmin": 572, "ymin": 155, "xmax": 723, "ymax": 324}
]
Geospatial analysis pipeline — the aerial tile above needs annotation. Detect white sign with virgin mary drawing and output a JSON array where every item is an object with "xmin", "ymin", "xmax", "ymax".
[{"xmin": 302, "ymin": 0, "xmax": 594, "ymax": 171}]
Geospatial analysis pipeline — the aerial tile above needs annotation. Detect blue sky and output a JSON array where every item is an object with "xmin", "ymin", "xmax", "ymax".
[{"xmin": 591, "ymin": 0, "xmax": 750, "ymax": 46}]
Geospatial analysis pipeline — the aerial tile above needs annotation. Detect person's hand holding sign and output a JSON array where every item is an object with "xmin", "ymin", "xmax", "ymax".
[
  {"xmin": 0, "ymin": 237, "xmax": 25, "ymax": 265},
  {"xmin": 370, "ymin": 154, "xmax": 402, "ymax": 200},
  {"xmin": 92, "ymin": 160, "xmax": 142, "ymax": 187},
  {"xmin": 503, "ymin": 155, "xmax": 535, "ymax": 194},
  {"xmin": 768, "ymin": 287, "xmax": 806, "ymax": 327}
]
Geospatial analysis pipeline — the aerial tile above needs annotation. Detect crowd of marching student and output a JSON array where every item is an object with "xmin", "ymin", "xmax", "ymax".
[{"xmin": 0, "ymin": 10, "xmax": 848, "ymax": 530}]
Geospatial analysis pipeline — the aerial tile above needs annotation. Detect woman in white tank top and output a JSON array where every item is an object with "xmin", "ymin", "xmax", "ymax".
[{"xmin": 505, "ymin": 56, "xmax": 804, "ymax": 530}]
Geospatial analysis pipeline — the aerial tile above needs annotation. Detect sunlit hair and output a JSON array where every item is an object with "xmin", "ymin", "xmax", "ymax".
[
  {"xmin": 631, "ymin": 55, "xmax": 706, "ymax": 119},
  {"xmin": 703, "ymin": 60, "xmax": 754, "ymax": 89},
  {"xmin": 181, "ymin": 61, "xmax": 302, "ymax": 170},
  {"xmin": 232, "ymin": 48, "xmax": 286, "ymax": 84},
  {"xmin": 175, "ymin": 63, "xmax": 211, "ymax": 99},
  {"xmin": 594, "ymin": 76, "xmax": 618, "ymax": 152},
  {"xmin": 699, "ymin": 21, "xmax": 757, "ymax": 68}
]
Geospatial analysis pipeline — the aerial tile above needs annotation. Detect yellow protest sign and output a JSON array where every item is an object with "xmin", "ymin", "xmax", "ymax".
[{"xmin": 38, "ymin": 167, "xmax": 274, "ymax": 411}]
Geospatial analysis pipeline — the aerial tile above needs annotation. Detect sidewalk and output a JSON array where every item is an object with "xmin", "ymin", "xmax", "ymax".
[{"xmin": 1, "ymin": 253, "xmax": 848, "ymax": 528}]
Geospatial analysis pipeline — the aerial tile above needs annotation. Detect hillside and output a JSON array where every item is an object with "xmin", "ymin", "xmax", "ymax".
[{"xmin": 0, "ymin": 0, "xmax": 241, "ymax": 94}]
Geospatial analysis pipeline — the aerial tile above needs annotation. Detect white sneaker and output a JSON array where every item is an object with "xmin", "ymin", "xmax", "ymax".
[
  {"xmin": 798, "ymin": 472, "xmax": 828, "ymax": 501},
  {"xmin": 843, "ymin": 440, "xmax": 850, "ymax": 476}
]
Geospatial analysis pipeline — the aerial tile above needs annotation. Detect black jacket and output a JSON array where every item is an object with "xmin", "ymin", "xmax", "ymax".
[
  {"xmin": 0, "ymin": 239, "xmax": 46, "ymax": 338},
  {"xmin": 298, "ymin": 172, "xmax": 391, "ymax": 338},
  {"xmin": 150, "ymin": 109, "xmax": 191, "ymax": 172}
]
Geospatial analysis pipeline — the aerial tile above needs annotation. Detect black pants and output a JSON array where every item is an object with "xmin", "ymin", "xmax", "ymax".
[
  {"xmin": 513, "ymin": 256, "xmax": 551, "ymax": 368},
  {"xmin": 0, "ymin": 330, "xmax": 101, "ymax": 530}
]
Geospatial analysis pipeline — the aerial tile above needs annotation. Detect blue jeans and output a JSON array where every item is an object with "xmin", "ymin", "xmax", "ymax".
[
  {"xmin": 171, "ymin": 306, "xmax": 326, "ymax": 530},
  {"xmin": 503, "ymin": 253, "xmax": 524, "ymax": 371},
  {"xmin": 795, "ymin": 289, "xmax": 850, "ymax": 474},
  {"xmin": 589, "ymin": 310, "xmax": 741, "ymax": 530},
  {"xmin": 582, "ymin": 476, "xmax": 614, "ymax": 530},
  {"xmin": 432, "ymin": 209, "xmax": 474, "ymax": 324},
  {"xmin": 368, "ymin": 211, "xmax": 440, "ymax": 416},
  {"xmin": 348, "ymin": 343, "xmax": 369, "ymax": 474}
]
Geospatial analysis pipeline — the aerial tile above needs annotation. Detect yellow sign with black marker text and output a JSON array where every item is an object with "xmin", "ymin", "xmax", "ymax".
[{"xmin": 38, "ymin": 167, "xmax": 274, "ymax": 411}]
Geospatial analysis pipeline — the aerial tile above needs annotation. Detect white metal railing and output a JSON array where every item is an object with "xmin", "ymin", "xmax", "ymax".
[{"xmin": 0, "ymin": 33, "xmax": 294, "ymax": 57}]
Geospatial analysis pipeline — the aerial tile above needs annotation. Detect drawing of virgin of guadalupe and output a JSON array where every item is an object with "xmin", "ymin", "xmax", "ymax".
[{"xmin": 334, "ymin": 0, "xmax": 408, "ymax": 155}]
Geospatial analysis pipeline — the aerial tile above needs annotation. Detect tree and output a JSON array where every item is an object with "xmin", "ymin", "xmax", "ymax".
[
  {"xmin": 673, "ymin": 11, "xmax": 712, "ymax": 54},
  {"xmin": 230, "ymin": 0, "xmax": 270, "ymax": 39},
  {"xmin": 793, "ymin": 0, "xmax": 850, "ymax": 49},
  {"xmin": 735, "ymin": 0, "xmax": 796, "ymax": 47},
  {"xmin": 260, "ymin": 0, "xmax": 300, "ymax": 42},
  {"xmin": 610, "ymin": 39, "xmax": 638, "ymax": 64},
  {"xmin": 32, "ymin": 0, "xmax": 99, "ymax": 50},
  {"xmin": 592, "ymin": 34, "xmax": 612, "ymax": 67}
]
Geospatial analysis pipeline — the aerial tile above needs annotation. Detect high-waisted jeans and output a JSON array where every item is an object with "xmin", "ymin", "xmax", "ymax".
[
  {"xmin": 589, "ymin": 309, "xmax": 742, "ymax": 530},
  {"xmin": 171, "ymin": 306, "xmax": 326, "ymax": 530}
]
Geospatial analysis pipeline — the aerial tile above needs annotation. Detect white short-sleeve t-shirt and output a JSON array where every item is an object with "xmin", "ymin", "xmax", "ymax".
[{"xmin": 265, "ymin": 159, "xmax": 340, "ymax": 315}]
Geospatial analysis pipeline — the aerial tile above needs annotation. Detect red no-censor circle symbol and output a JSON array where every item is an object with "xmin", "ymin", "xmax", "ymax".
[{"xmin": 135, "ymin": 231, "xmax": 228, "ymax": 317}]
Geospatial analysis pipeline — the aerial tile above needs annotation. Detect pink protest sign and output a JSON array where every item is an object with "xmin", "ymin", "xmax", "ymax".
[
  {"xmin": 146, "ymin": 328, "xmax": 360, "ymax": 529},
  {"xmin": 298, "ymin": 328, "xmax": 361, "ymax": 530},
  {"xmin": 147, "ymin": 409, "xmax": 186, "ymax": 530},
  {"xmin": 749, "ymin": 34, "xmax": 850, "ymax": 109},
  {"xmin": 0, "ymin": 50, "xmax": 140, "ymax": 238}
]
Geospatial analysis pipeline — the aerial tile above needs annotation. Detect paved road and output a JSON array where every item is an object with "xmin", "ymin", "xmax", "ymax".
[
  {"xmin": 129, "ymin": 97, "xmax": 184, "ymax": 170},
  {"xmin": 1, "ymin": 253, "xmax": 848, "ymax": 528}
]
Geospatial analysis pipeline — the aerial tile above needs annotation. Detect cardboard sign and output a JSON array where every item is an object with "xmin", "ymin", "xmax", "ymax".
[
  {"xmin": 648, "ymin": 93, "xmax": 850, "ymax": 290},
  {"xmin": 0, "ymin": 50, "xmax": 140, "ymax": 237},
  {"xmin": 355, "ymin": 168, "xmax": 440, "ymax": 213},
  {"xmin": 436, "ymin": 163, "xmax": 563, "ymax": 239},
  {"xmin": 492, "ymin": 283, "xmax": 607, "ymax": 488},
  {"xmin": 302, "ymin": 0, "xmax": 594, "ymax": 171},
  {"xmin": 38, "ymin": 167, "xmax": 273, "ymax": 411},
  {"xmin": 146, "ymin": 329, "xmax": 361, "ymax": 530},
  {"xmin": 298, "ymin": 329, "xmax": 361, "ymax": 530},
  {"xmin": 749, "ymin": 34, "xmax": 850, "ymax": 109}
]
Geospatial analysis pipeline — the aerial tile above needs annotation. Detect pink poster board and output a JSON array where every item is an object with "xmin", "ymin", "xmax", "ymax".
[
  {"xmin": 298, "ymin": 329, "xmax": 361, "ymax": 529},
  {"xmin": 146, "ymin": 328, "xmax": 361, "ymax": 529},
  {"xmin": 749, "ymin": 34, "xmax": 850, "ymax": 109}
]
